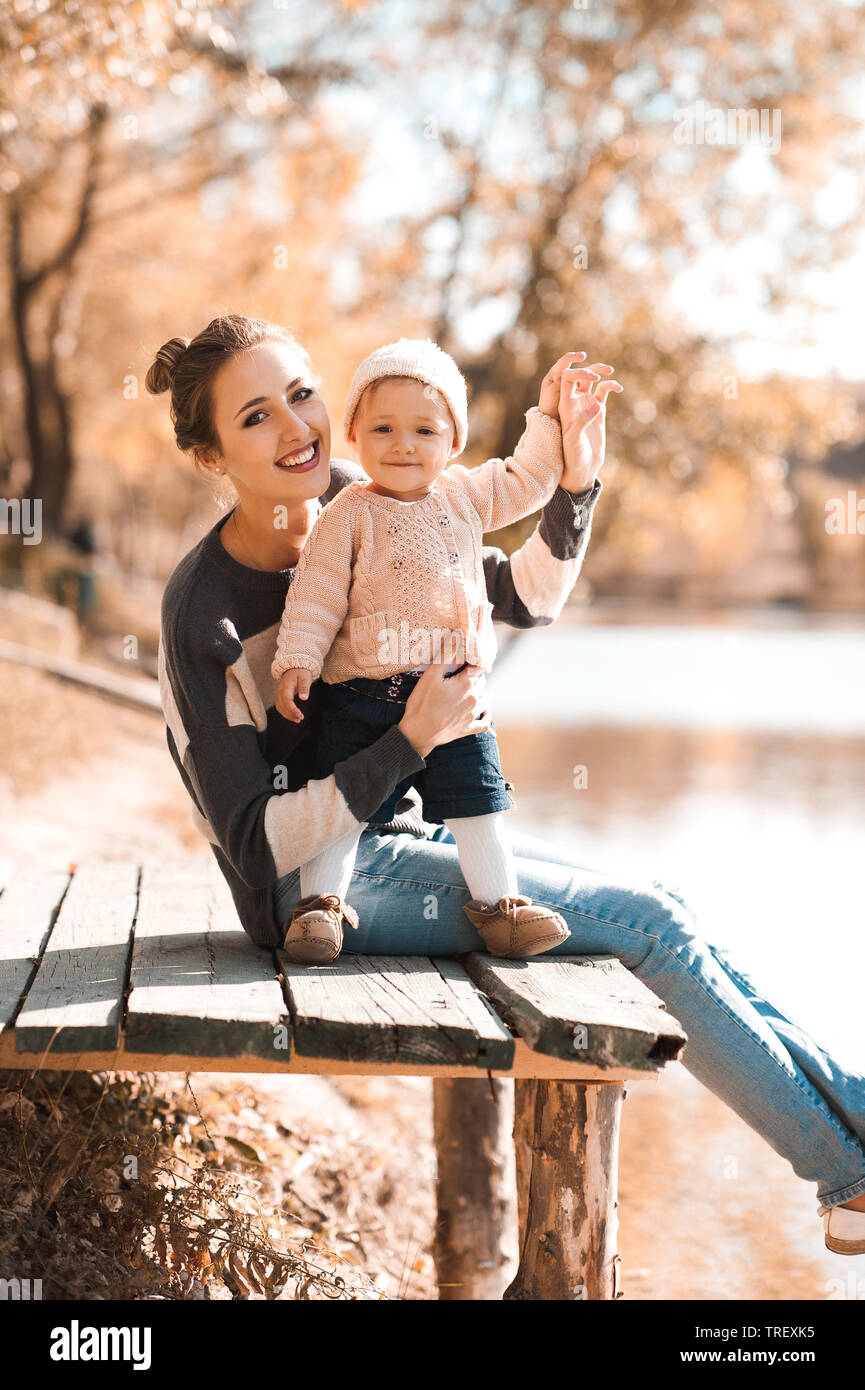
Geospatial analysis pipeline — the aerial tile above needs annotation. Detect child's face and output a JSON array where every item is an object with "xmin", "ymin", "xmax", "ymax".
[{"xmin": 351, "ymin": 377, "xmax": 456, "ymax": 501}]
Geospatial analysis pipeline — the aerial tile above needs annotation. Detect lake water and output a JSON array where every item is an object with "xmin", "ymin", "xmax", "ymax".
[{"xmin": 490, "ymin": 609, "xmax": 865, "ymax": 1069}]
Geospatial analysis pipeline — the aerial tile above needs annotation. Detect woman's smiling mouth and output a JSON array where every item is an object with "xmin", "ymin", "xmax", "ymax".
[{"xmin": 275, "ymin": 440, "xmax": 320, "ymax": 472}]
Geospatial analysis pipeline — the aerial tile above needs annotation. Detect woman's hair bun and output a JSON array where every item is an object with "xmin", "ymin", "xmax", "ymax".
[{"xmin": 145, "ymin": 336, "xmax": 191, "ymax": 395}]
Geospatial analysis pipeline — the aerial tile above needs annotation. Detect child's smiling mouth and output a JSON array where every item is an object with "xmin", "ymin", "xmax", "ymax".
[{"xmin": 275, "ymin": 440, "xmax": 321, "ymax": 472}]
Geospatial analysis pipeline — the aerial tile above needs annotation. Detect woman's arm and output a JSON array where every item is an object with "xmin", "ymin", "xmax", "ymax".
[
  {"xmin": 192, "ymin": 723, "xmax": 421, "ymax": 886},
  {"xmin": 482, "ymin": 477, "xmax": 602, "ymax": 627},
  {"xmin": 159, "ymin": 592, "xmax": 488, "ymax": 888},
  {"xmin": 159, "ymin": 632, "xmax": 425, "ymax": 888}
]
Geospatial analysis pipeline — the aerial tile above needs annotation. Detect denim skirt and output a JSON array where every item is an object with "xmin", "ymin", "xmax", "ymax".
[{"xmin": 312, "ymin": 671, "xmax": 511, "ymax": 823}]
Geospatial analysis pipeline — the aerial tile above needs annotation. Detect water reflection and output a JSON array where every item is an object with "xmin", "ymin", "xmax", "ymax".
[{"xmin": 495, "ymin": 716, "xmax": 865, "ymax": 1068}]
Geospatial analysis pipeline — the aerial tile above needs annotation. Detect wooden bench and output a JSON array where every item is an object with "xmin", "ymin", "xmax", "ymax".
[{"xmin": 0, "ymin": 857, "xmax": 687, "ymax": 1300}]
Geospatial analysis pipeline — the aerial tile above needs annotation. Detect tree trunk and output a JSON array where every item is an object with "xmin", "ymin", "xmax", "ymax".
[
  {"xmin": 432, "ymin": 1076, "xmax": 518, "ymax": 1300},
  {"xmin": 8, "ymin": 263, "xmax": 76, "ymax": 533},
  {"xmin": 6, "ymin": 106, "xmax": 107, "ymax": 535},
  {"xmin": 506, "ymin": 1079, "xmax": 624, "ymax": 1301}
]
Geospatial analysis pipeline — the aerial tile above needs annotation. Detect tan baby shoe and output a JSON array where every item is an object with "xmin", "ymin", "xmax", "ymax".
[
  {"xmin": 282, "ymin": 893, "xmax": 360, "ymax": 965},
  {"xmin": 462, "ymin": 894, "xmax": 570, "ymax": 958}
]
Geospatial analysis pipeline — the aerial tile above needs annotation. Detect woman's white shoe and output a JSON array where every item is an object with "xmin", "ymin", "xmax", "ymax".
[{"xmin": 818, "ymin": 1201, "xmax": 865, "ymax": 1254}]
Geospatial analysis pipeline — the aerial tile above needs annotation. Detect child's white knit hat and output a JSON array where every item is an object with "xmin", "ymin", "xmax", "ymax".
[{"xmin": 343, "ymin": 337, "xmax": 468, "ymax": 456}]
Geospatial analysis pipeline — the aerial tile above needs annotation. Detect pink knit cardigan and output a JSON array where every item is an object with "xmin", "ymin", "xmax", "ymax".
[{"xmin": 271, "ymin": 407, "xmax": 564, "ymax": 685}]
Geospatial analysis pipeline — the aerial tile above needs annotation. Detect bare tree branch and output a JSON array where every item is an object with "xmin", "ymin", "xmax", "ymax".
[{"xmin": 20, "ymin": 105, "xmax": 108, "ymax": 294}]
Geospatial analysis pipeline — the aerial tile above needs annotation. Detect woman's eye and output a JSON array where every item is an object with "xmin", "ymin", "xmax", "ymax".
[{"xmin": 243, "ymin": 387, "xmax": 311, "ymax": 426}]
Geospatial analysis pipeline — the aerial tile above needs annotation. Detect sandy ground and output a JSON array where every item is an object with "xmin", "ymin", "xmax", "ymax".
[{"xmin": 1, "ymin": 655, "xmax": 863, "ymax": 1301}]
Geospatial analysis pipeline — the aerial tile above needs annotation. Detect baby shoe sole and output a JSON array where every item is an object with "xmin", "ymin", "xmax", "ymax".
[
  {"xmin": 484, "ymin": 922, "xmax": 571, "ymax": 958},
  {"xmin": 283, "ymin": 941, "xmax": 340, "ymax": 965}
]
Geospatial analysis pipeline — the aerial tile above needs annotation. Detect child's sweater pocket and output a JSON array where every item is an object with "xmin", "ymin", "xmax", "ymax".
[{"xmin": 344, "ymin": 609, "xmax": 392, "ymax": 674}]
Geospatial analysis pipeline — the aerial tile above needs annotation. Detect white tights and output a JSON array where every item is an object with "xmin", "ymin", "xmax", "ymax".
[{"xmin": 299, "ymin": 813, "xmax": 517, "ymax": 908}]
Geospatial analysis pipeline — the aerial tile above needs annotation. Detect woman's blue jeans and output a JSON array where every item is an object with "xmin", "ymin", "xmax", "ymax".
[{"xmin": 273, "ymin": 823, "xmax": 865, "ymax": 1211}]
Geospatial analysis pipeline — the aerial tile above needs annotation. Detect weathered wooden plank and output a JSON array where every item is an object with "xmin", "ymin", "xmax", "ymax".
[
  {"xmin": 461, "ymin": 953, "xmax": 687, "ymax": 1068},
  {"xmin": 0, "ymin": 868, "xmax": 72, "ymax": 1031},
  {"xmin": 0, "ymin": 1033, "xmax": 654, "ymax": 1080},
  {"xmin": 14, "ymin": 862, "xmax": 139, "ymax": 1053},
  {"xmin": 126, "ymin": 857, "xmax": 288, "ymax": 1060},
  {"xmin": 280, "ymin": 953, "xmax": 515, "ymax": 1069}
]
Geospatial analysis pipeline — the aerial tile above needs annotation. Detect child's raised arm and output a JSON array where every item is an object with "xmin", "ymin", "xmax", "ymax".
[
  {"xmin": 436, "ymin": 407, "xmax": 564, "ymax": 533},
  {"xmin": 437, "ymin": 352, "xmax": 619, "ymax": 533}
]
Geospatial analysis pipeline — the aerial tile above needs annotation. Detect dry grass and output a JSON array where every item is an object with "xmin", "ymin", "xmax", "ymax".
[{"xmin": 0, "ymin": 1068, "xmax": 392, "ymax": 1301}]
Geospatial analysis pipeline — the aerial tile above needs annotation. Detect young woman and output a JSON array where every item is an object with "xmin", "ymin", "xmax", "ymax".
[{"xmin": 149, "ymin": 313, "xmax": 865, "ymax": 1256}]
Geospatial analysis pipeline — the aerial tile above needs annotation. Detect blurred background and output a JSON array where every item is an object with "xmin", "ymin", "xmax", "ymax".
[{"xmin": 1, "ymin": 0, "xmax": 864, "ymax": 1300}]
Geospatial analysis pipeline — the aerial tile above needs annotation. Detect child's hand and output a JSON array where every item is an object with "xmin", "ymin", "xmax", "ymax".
[
  {"xmin": 559, "ymin": 360, "xmax": 623, "ymax": 494},
  {"xmin": 275, "ymin": 668, "xmax": 312, "ymax": 723},
  {"xmin": 537, "ymin": 352, "xmax": 600, "ymax": 417}
]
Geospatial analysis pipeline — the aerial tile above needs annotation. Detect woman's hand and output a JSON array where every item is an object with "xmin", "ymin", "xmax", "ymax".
[
  {"xmin": 275, "ymin": 667, "xmax": 312, "ymax": 723},
  {"xmin": 398, "ymin": 662, "xmax": 490, "ymax": 759},
  {"xmin": 558, "ymin": 359, "xmax": 623, "ymax": 494}
]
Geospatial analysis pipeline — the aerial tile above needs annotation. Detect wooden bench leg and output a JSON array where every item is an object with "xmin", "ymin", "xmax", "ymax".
[
  {"xmin": 505, "ymin": 1079, "xmax": 625, "ymax": 1301},
  {"xmin": 431, "ymin": 1077, "xmax": 519, "ymax": 1300}
]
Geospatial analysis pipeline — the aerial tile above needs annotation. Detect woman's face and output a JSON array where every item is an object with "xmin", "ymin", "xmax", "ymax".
[{"xmin": 204, "ymin": 340, "xmax": 332, "ymax": 504}]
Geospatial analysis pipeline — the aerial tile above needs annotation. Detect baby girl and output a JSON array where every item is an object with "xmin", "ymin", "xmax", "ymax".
[{"xmin": 272, "ymin": 338, "xmax": 583, "ymax": 964}]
